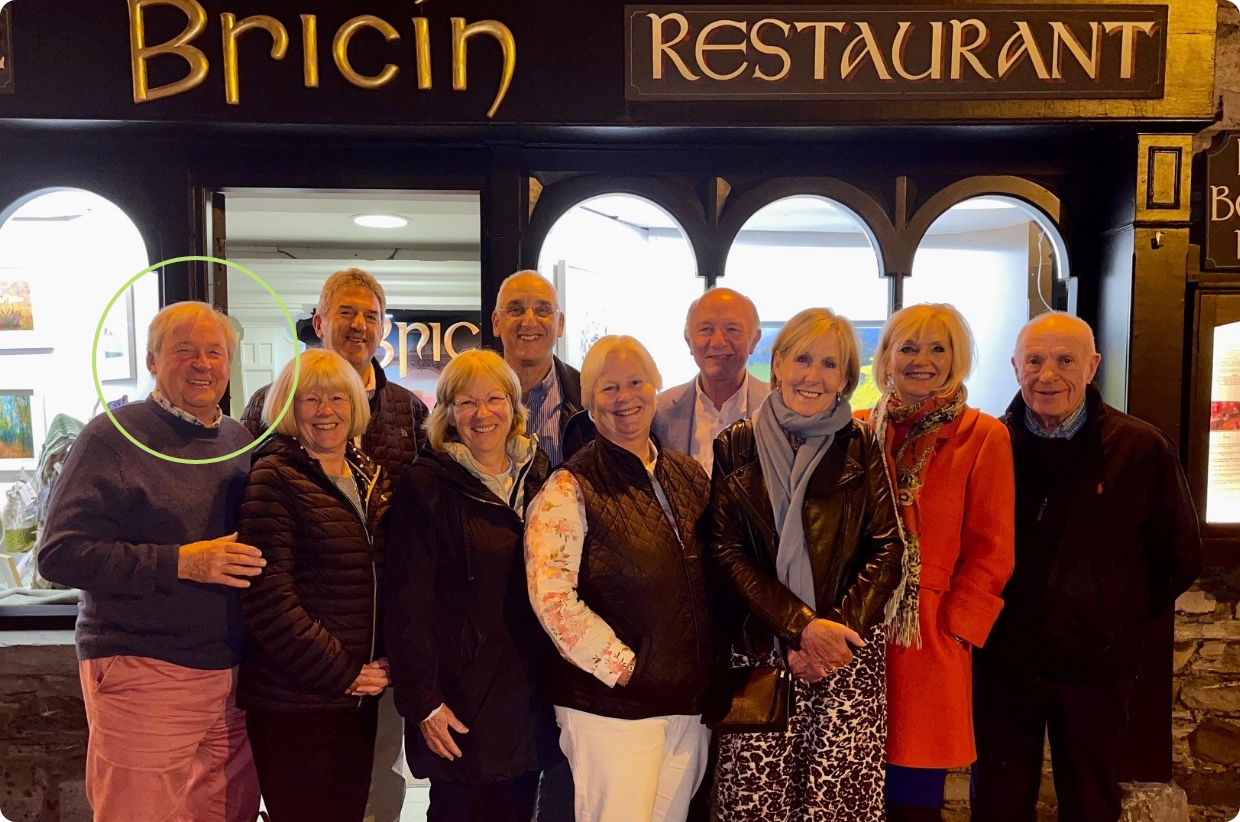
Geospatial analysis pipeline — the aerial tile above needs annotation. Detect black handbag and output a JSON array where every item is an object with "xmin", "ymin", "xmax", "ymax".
[{"xmin": 702, "ymin": 663, "xmax": 793, "ymax": 734}]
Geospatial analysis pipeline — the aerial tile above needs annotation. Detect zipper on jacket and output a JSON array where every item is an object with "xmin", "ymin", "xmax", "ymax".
[
  {"xmin": 823, "ymin": 498, "xmax": 850, "ymax": 617},
  {"xmin": 644, "ymin": 468, "xmax": 705, "ymax": 685},
  {"xmin": 361, "ymin": 465, "xmax": 381, "ymax": 707},
  {"xmin": 1037, "ymin": 497, "xmax": 1048, "ymax": 522},
  {"xmin": 308, "ymin": 455, "xmax": 381, "ymax": 708}
]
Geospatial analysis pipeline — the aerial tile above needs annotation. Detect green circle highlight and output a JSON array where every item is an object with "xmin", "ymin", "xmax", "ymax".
[{"xmin": 91, "ymin": 255, "xmax": 300, "ymax": 465}]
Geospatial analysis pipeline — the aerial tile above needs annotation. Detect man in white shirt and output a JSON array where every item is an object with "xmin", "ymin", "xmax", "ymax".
[{"xmin": 653, "ymin": 288, "xmax": 767, "ymax": 475}]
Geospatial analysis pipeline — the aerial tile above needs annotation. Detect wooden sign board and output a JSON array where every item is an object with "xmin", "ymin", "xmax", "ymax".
[
  {"xmin": 1205, "ymin": 134, "xmax": 1240, "ymax": 272},
  {"xmin": 626, "ymin": 5, "xmax": 1169, "ymax": 101}
]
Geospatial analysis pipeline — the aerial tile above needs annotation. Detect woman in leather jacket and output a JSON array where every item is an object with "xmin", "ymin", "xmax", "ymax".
[{"xmin": 709, "ymin": 307, "xmax": 905, "ymax": 822}]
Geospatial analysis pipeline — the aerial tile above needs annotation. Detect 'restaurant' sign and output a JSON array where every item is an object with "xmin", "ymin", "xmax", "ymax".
[
  {"xmin": 0, "ymin": 6, "xmax": 13, "ymax": 95},
  {"xmin": 1205, "ymin": 133, "xmax": 1240, "ymax": 271},
  {"xmin": 626, "ymin": 5, "xmax": 1168, "ymax": 101}
]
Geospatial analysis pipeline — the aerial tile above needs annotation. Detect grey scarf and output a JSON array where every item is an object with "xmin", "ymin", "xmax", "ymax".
[{"xmin": 752, "ymin": 389, "xmax": 854, "ymax": 612}]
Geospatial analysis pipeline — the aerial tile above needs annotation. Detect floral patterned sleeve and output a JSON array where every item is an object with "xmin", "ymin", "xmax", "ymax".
[{"xmin": 525, "ymin": 468, "xmax": 636, "ymax": 688}]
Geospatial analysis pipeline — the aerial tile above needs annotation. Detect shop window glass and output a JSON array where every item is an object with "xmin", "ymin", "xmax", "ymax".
[
  {"xmin": 722, "ymin": 196, "xmax": 888, "ymax": 409},
  {"xmin": 538, "ymin": 194, "xmax": 702, "ymax": 388},
  {"xmin": 0, "ymin": 189, "xmax": 155, "ymax": 506},
  {"xmin": 904, "ymin": 196, "xmax": 1068, "ymax": 417}
]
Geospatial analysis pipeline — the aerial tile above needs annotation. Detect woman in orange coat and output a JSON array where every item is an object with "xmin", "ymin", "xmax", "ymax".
[{"xmin": 858, "ymin": 303, "xmax": 1015, "ymax": 822}]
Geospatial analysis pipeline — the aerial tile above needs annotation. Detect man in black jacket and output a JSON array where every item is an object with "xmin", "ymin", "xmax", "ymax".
[
  {"xmin": 973, "ymin": 313, "xmax": 1201, "ymax": 822},
  {"xmin": 493, "ymin": 270, "xmax": 588, "ymax": 467},
  {"xmin": 240, "ymin": 268, "xmax": 427, "ymax": 822}
]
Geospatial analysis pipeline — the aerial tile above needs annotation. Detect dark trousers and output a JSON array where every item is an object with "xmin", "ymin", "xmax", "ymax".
[
  {"xmin": 972, "ymin": 661, "xmax": 1132, "ymax": 822},
  {"xmin": 428, "ymin": 770, "xmax": 541, "ymax": 822},
  {"xmin": 246, "ymin": 699, "xmax": 379, "ymax": 822},
  {"xmin": 534, "ymin": 760, "xmax": 575, "ymax": 822}
]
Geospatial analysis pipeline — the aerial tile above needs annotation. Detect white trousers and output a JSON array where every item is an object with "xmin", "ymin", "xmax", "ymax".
[{"xmin": 555, "ymin": 706, "xmax": 711, "ymax": 822}]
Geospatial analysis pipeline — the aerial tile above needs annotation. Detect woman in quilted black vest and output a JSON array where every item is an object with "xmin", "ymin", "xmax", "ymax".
[
  {"xmin": 236, "ymin": 349, "xmax": 393, "ymax": 822},
  {"xmin": 525, "ymin": 335, "xmax": 716, "ymax": 822},
  {"xmin": 709, "ymin": 307, "xmax": 905, "ymax": 822}
]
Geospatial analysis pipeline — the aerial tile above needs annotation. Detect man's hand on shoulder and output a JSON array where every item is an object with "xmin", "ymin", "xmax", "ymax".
[{"xmin": 177, "ymin": 533, "xmax": 266, "ymax": 588}]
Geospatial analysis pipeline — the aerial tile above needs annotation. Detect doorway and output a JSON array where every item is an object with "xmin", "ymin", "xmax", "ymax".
[{"xmin": 212, "ymin": 188, "xmax": 482, "ymax": 417}]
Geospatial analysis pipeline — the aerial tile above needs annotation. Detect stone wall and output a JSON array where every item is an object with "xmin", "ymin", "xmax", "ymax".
[
  {"xmin": 1174, "ymin": 571, "xmax": 1240, "ymax": 822},
  {"xmin": 0, "ymin": 632, "xmax": 89, "ymax": 822}
]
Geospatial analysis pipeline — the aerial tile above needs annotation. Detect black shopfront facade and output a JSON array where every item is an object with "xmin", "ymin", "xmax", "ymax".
[{"xmin": 0, "ymin": 0, "xmax": 1223, "ymax": 783}]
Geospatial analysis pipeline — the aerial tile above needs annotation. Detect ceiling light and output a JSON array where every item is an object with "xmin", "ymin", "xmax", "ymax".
[{"xmin": 352, "ymin": 214, "xmax": 409, "ymax": 229}]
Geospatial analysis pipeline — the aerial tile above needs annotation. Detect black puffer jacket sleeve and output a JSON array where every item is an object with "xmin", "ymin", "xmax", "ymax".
[
  {"xmin": 238, "ymin": 458, "xmax": 364, "ymax": 696},
  {"xmin": 384, "ymin": 466, "xmax": 446, "ymax": 723},
  {"xmin": 820, "ymin": 422, "xmax": 905, "ymax": 635},
  {"xmin": 709, "ymin": 428, "xmax": 817, "ymax": 648}
]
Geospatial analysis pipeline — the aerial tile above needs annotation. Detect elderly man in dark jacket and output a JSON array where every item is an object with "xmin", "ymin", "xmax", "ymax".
[
  {"xmin": 241, "ymin": 267, "xmax": 425, "ymax": 822},
  {"xmin": 973, "ymin": 312, "xmax": 1202, "ymax": 822}
]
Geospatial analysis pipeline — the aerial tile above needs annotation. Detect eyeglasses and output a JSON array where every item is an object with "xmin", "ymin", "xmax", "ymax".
[
  {"xmin": 502, "ymin": 303, "xmax": 556, "ymax": 319},
  {"xmin": 454, "ymin": 395, "xmax": 510, "ymax": 414}
]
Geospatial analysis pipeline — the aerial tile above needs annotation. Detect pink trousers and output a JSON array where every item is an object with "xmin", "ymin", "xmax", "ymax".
[{"xmin": 78, "ymin": 656, "xmax": 261, "ymax": 822}]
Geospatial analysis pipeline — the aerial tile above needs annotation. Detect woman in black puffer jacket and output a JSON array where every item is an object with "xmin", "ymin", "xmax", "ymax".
[
  {"xmin": 385, "ymin": 349, "xmax": 562, "ymax": 822},
  {"xmin": 236, "ymin": 349, "xmax": 393, "ymax": 822}
]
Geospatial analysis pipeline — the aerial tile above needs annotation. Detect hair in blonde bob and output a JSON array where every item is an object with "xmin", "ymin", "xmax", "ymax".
[
  {"xmin": 425, "ymin": 349, "xmax": 529, "ymax": 451},
  {"xmin": 318, "ymin": 268, "xmax": 387, "ymax": 316},
  {"xmin": 262, "ymin": 349, "xmax": 370, "ymax": 439},
  {"xmin": 872, "ymin": 303, "xmax": 975, "ymax": 398},
  {"xmin": 147, "ymin": 301, "xmax": 239, "ymax": 362},
  {"xmin": 580, "ymin": 335, "xmax": 663, "ymax": 415},
  {"xmin": 770, "ymin": 308, "xmax": 862, "ymax": 400}
]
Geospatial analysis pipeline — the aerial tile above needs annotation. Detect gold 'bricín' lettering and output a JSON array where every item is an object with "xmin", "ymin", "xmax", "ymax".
[
  {"xmin": 646, "ymin": 13, "xmax": 1157, "ymax": 84},
  {"xmin": 377, "ymin": 320, "xmax": 480, "ymax": 376},
  {"xmin": 127, "ymin": 0, "xmax": 516, "ymax": 118}
]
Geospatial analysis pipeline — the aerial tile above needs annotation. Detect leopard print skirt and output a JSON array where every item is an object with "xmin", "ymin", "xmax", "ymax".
[{"xmin": 714, "ymin": 625, "xmax": 887, "ymax": 822}]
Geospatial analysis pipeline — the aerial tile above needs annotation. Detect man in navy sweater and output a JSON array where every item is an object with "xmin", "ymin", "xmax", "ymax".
[{"xmin": 41, "ymin": 301, "xmax": 266, "ymax": 822}]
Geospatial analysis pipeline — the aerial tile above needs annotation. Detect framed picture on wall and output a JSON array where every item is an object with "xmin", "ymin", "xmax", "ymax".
[
  {"xmin": 0, "ymin": 274, "xmax": 51, "ymax": 351},
  {"xmin": 96, "ymin": 287, "xmax": 136, "ymax": 382},
  {"xmin": 0, "ymin": 389, "xmax": 44, "ymax": 471}
]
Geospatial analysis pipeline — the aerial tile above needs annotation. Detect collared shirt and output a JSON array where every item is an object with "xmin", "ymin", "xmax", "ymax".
[
  {"xmin": 524, "ymin": 362, "xmax": 563, "ymax": 467},
  {"xmin": 1024, "ymin": 399, "xmax": 1088, "ymax": 440},
  {"xmin": 690, "ymin": 372, "xmax": 751, "ymax": 475},
  {"xmin": 150, "ymin": 389, "xmax": 222, "ymax": 429}
]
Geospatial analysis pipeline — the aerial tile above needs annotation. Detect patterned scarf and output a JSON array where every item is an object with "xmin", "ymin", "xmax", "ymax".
[{"xmin": 870, "ymin": 386, "xmax": 968, "ymax": 648}]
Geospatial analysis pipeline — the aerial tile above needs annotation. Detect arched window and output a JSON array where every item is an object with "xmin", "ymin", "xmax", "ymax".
[
  {"xmin": 904, "ymin": 196, "xmax": 1069, "ymax": 416},
  {"xmin": 0, "ymin": 189, "xmax": 154, "ymax": 485},
  {"xmin": 537, "ymin": 194, "xmax": 702, "ymax": 387},
  {"xmin": 722, "ymin": 195, "xmax": 888, "ymax": 408}
]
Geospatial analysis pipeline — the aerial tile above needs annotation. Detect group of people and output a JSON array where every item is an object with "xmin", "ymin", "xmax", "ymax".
[{"xmin": 38, "ymin": 265, "xmax": 1203, "ymax": 822}]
